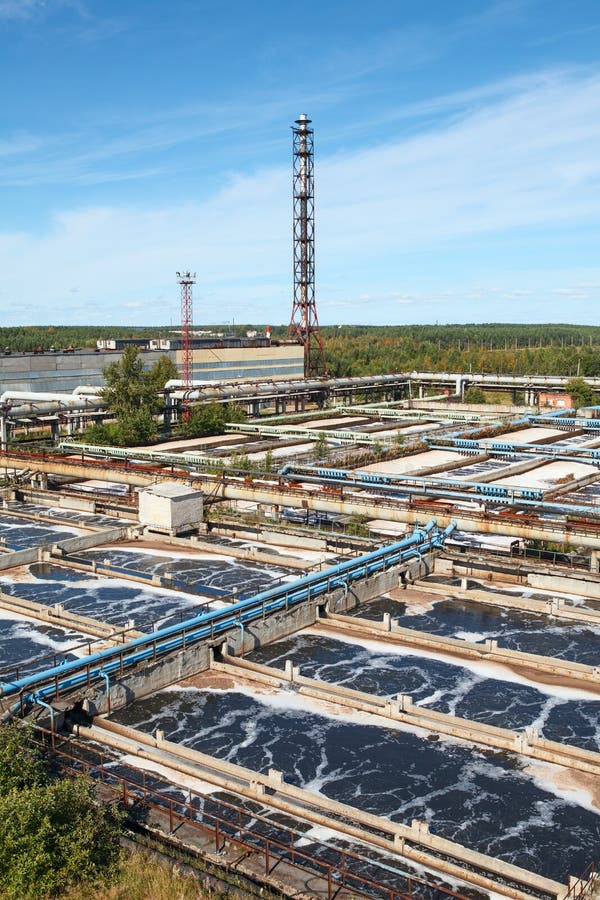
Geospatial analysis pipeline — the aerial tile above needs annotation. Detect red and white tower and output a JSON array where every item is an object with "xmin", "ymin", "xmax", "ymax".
[
  {"xmin": 176, "ymin": 271, "xmax": 195, "ymax": 390},
  {"xmin": 288, "ymin": 114, "xmax": 327, "ymax": 378}
]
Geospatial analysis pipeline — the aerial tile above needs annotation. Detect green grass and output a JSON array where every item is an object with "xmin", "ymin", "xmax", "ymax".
[{"xmin": 63, "ymin": 849, "xmax": 231, "ymax": 899}]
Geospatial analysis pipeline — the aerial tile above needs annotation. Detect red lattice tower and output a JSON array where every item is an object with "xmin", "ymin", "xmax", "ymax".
[
  {"xmin": 176, "ymin": 271, "xmax": 195, "ymax": 391},
  {"xmin": 288, "ymin": 114, "xmax": 327, "ymax": 378}
]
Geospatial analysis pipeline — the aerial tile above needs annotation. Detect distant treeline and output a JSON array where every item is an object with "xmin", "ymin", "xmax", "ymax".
[
  {"xmin": 314, "ymin": 324, "xmax": 600, "ymax": 378},
  {"xmin": 2, "ymin": 323, "xmax": 600, "ymax": 377}
]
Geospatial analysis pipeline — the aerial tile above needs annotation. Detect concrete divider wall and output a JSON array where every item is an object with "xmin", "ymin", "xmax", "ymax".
[
  {"xmin": 0, "ymin": 547, "xmax": 40, "ymax": 571},
  {"xmin": 0, "ymin": 526, "xmax": 130, "ymax": 572},
  {"xmin": 53, "ymin": 526, "xmax": 129, "ymax": 554},
  {"xmin": 527, "ymin": 572, "xmax": 600, "ymax": 600},
  {"xmin": 78, "ymin": 556, "xmax": 436, "ymax": 715},
  {"xmin": 58, "ymin": 495, "xmax": 97, "ymax": 513},
  {"xmin": 83, "ymin": 642, "xmax": 211, "ymax": 716}
]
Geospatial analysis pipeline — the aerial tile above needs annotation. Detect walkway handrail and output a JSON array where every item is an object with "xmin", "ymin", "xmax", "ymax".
[{"xmin": 1, "ymin": 520, "xmax": 453, "ymax": 707}]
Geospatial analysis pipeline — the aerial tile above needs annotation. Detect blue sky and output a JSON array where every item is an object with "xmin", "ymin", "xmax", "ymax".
[{"xmin": 1, "ymin": 0, "xmax": 600, "ymax": 327}]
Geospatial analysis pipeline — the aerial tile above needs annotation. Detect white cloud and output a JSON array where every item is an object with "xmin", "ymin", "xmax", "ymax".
[
  {"xmin": 2, "ymin": 67, "xmax": 600, "ymax": 324},
  {"xmin": 0, "ymin": 0, "xmax": 44, "ymax": 20}
]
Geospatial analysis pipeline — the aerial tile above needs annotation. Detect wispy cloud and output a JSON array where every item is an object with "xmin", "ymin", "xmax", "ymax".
[
  {"xmin": 0, "ymin": 0, "xmax": 45, "ymax": 20},
  {"xmin": 0, "ymin": 0, "xmax": 85, "ymax": 21},
  {"xmin": 2, "ymin": 66, "xmax": 600, "ymax": 324}
]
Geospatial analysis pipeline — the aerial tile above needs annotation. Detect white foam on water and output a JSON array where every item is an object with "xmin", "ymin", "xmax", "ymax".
[
  {"xmin": 110, "ymin": 545, "xmax": 239, "ymax": 564},
  {"xmin": 454, "ymin": 630, "xmax": 492, "ymax": 642},
  {"xmin": 529, "ymin": 696, "xmax": 565, "ymax": 732},
  {"xmin": 523, "ymin": 761, "xmax": 600, "ymax": 816},
  {"xmin": 114, "ymin": 753, "xmax": 221, "ymax": 798},
  {"xmin": 292, "ymin": 822, "xmax": 342, "ymax": 847},
  {"xmin": 308, "ymin": 627, "xmax": 600, "ymax": 701},
  {"xmin": 203, "ymin": 682, "xmax": 429, "ymax": 738},
  {"xmin": 53, "ymin": 573, "xmax": 226, "ymax": 611},
  {"xmin": 7, "ymin": 621, "xmax": 82, "ymax": 655},
  {"xmin": 0, "ymin": 607, "xmax": 91, "ymax": 645}
]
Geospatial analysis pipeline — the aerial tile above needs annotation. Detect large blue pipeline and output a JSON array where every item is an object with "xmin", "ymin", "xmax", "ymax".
[
  {"xmin": 428, "ymin": 439, "xmax": 600, "ymax": 463},
  {"xmin": 1, "ymin": 520, "xmax": 454, "ymax": 711},
  {"xmin": 279, "ymin": 462, "xmax": 600, "ymax": 518},
  {"xmin": 279, "ymin": 464, "xmax": 543, "ymax": 502}
]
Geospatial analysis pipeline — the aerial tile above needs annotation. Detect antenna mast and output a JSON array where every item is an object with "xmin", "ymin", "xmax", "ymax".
[{"xmin": 177, "ymin": 271, "xmax": 196, "ymax": 391}]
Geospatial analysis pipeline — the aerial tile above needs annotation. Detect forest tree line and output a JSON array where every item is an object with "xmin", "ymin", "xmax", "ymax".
[{"xmin": 2, "ymin": 323, "xmax": 600, "ymax": 377}]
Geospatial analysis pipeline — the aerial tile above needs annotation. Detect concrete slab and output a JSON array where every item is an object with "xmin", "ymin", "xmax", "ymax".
[
  {"xmin": 491, "ymin": 427, "xmax": 565, "ymax": 444},
  {"xmin": 245, "ymin": 442, "xmax": 315, "ymax": 461},
  {"xmin": 300, "ymin": 416, "xmax": 369, "ymax": 428},
  {"xmin": 492, "ymin": 460, "xmax": 599, "ymax": 489},
  {"xmin": 358, "ymin": 449, "xmax": 463, "ymax": 475}
]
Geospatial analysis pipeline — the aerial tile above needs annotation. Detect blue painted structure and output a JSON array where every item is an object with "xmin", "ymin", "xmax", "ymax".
[
  {"xmin": 429, "ymin": 439, "xmax": 600, "ymax": 463},
  {"xmin": 279, "ymin": 464, "xmax": 544, "ymax": 502},
  {"xmin": 1, "ymin": 520, "xmax": 454, "ymax": 712}
]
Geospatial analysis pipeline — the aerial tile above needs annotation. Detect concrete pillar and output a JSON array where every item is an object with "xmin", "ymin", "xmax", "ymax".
[
  {"xmin": 382, "ymin": 612, "xmax": 392, "ymax": 631},
  {"xmin": 268, "ymin": 768, "xmax": 284, "ymax": 787}
]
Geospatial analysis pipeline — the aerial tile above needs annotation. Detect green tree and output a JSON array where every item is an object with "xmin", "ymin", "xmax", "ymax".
[
  {"xmin": 147, "ymin": 355, "xmax": 180, "ymax": 392},
  {"xmin": 313, "ymin": 431, "xmax": 328, "ymax": 461},
  {"xmin": 565, "ymin": 377, "xmax": 594, "ymax": 409},
  {"xmin": 94, "ymin": 346, "xmax": 167, "ymax": 445},
  {"xmin": 263, "ymin": 449, "xmax": 275, "ymax": 472},
  {"xmin": 464, "ymin": 386, "xmax": 486, "ymax": 404},
  {"xmin": 102, "ymin": 346, "xmax": 158, "ymax": 416},
  {"xmin": 0, "ymin": 723, "xmax": 123, "ymax": 899},
  {"xmin": 0, "ymin": 722, "xmax": 46, "ymax": 793},
  {"xmin": 178, "ymin": 401, "xmax": 245, "ymax": 438}
]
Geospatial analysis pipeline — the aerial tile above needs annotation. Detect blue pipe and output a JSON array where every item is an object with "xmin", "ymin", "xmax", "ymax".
[
  {"xmin": 99, "ymin": 670, "xmax": 111, "ymax": 714},
  {"xmin": 2, "ymin": 522, "xmax": 450, "ymax": 705},
  {"xmin": 280, "ymin": 465, "xmax": 544, "ymax": 503},
  {"xmin": 32, "ymin": 694, "xmax": 55, "ymax": 733}
]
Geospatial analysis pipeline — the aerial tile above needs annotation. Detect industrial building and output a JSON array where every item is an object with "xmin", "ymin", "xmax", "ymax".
[{"xmin": 0, "ymin": 339, "xmax": 304, "ymax": 395}]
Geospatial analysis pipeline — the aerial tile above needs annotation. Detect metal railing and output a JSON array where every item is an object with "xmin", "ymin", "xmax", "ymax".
[
  {"xmin": 38, "ymin": 728, "xmax": 474, "ymax": 900},
  {"xmin": 1, "ymin": 522, "xmax": 451, "ymax": 708},
  {"xmin": 563, "ymin": 862, "xmax": 598, "ymax": 900}
]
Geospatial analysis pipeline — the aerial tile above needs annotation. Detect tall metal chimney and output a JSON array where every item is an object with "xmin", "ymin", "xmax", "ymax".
[{"xmin": 288, "ymin": 114, "xmax": 327, "ymax": 378}]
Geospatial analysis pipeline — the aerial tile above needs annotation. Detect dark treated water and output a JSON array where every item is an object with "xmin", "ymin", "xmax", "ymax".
[
  {"xmin": 0, "ymin": 520, "xmax": 297, "ymax": 678},
  {"xmin": 111, "ymin": 589, "xmax": 600, "ymax": 885},
  {"xmin": 112, "ymin": 673, "xmax": 599, "ymax": 884},
  {"xmin": 0, "ymin": 513, "xmax": 80, "ymax": 550},
  {"xmin": 0, "ymin": 612, "xmax": 83, "ymax": 677},
  {"xmin": 2, "ymin": 514, "xmax": 599, "ymax": 886}
]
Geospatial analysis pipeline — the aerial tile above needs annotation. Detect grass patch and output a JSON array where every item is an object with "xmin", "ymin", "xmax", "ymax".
[{"xmin": 63, "ymin": 848, "xmax": 228, "ymax": 899}]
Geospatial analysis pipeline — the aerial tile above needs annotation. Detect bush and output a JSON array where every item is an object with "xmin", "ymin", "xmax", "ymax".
[
  {"xmin": 464, "ymin": 386, "xmax": 486, "ymax": 404},
  {"xmin": 0, "ymin": 722, "xmax": 123, "ymax": 899},
  {"xmin": 178, "ymin": 402, "xmax": 245, "ymax": 439},
  {"xmin": 565, "ymin": 377, "xmax": 594, "ymax": 409}
]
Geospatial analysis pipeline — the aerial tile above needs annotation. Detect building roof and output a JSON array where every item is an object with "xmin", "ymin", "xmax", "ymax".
[{"xmin": 142, "ymin": 482, "xmax": 201, "ymax": 500}]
